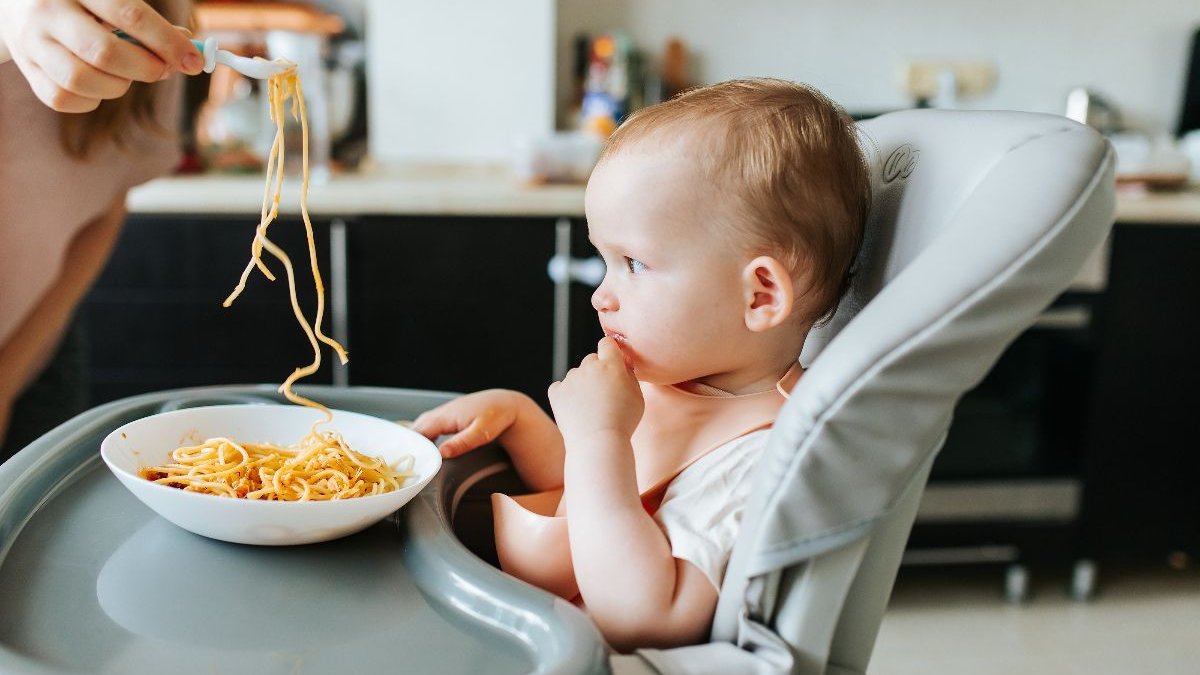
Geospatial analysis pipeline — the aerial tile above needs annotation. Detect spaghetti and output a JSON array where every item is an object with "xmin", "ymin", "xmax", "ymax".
[
  {"xmin": 138, "ymin": 431, "xmax": 415, "ymax": 501},
  {"xmin": 140, "ymin": 64, "xmax": 410, "ymax": 500}
]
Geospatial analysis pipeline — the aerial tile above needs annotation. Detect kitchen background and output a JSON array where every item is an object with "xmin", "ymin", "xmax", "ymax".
[
  {"xmin": 174, "ymin": 0, "xmax": 1200, "ymax": 173},
  {"xmin": 553, "ymin": 0, "xmax": 1196, "ymax": 135},
  {"xmin": 372, "ymin": 0, "xmax": 1200, "ymax": 160},
  {"xmin": 6, "ymin": 1, "xmax": 1200, "ymax": 672}
]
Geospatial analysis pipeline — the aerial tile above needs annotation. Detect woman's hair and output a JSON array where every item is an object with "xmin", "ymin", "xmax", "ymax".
[
  {"xmin": 600, "ymin": 78, "xmax": 870, "ymax": 325},
  {"xmin": 59, "ymin": 0, "xmax": 188, "ymax": 158}
]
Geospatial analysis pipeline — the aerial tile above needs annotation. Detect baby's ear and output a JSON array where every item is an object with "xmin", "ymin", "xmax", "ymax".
[{"xmin": 741, "ymin": 256, "xmax": 795, "ymax": 332}]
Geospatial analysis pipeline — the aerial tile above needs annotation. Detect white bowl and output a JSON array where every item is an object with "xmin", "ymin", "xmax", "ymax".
[{"xmin": 100, "ymin": 404, "xmax": 441, "ymax": 545}]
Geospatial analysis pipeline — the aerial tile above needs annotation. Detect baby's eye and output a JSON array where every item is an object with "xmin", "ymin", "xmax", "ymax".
[{"xmin": 625, "ymin": 257, "xmax": 646, "ymax": 274}]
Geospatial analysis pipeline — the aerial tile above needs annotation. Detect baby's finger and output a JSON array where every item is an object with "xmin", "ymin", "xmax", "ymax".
[
  {"xmin": 437, "ymin": 417, "xmax": 495, "ymax": 458},
  {"xmin": 596, "ymin": 336, "xmax": 623, "ymax": 362},
  {"xmin": 598, "ymin": 336, "xmax": 634, "ymax": 370},
  {"xmin": 409, "ymin": 410, "xmax": 460, "ymax": 440}
]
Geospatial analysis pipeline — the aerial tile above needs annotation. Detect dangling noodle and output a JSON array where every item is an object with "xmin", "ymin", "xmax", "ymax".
[
  {"xmin": 139, "ymin": 63, "xmax": 411, "ymax": 500},
  {"xmin": 223, "ymin": 65, "xmax": 348, "ymax": 414}
]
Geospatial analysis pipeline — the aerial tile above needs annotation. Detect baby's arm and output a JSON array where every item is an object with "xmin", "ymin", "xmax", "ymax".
[
  {"xmin": 550, "ymin": 339, "xmax": 719, "ymax": 651},
  {"xmin": 564, "ymin": 432, "xmax": 719, "ymax": 651},
  {"xmin": 412, "ymin": 389, "xmax": 565, "ymax": 492}
]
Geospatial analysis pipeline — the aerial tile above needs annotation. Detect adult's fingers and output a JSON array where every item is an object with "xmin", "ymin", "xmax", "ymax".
[
  {"xmin": 39, "ymin": 36, "xmax": 133, "ymax": 99},
  {"xmin": 51, "ymin": 12, "xmax": 167, "ymax": 82},
  {"xmin": 81, "ymin": 0, "xmax": 202, "ymax": 74},
  {"xmin": 20, "ymin": 58, "xmax": 100, "ymax": 112}
]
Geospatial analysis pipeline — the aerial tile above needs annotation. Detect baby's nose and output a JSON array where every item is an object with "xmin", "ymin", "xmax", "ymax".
[{"xmin": 591, "ymin": 285, "xmax": 617, "ymax": 312}]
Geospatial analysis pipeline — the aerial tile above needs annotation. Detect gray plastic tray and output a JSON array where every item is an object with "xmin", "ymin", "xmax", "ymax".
[{"xmin": 0, "ymin": 385, "xmax": 607, "ymax": 675}]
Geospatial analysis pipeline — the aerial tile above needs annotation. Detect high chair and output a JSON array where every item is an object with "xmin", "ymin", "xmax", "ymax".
[{"xmin": 448, "ymin": 108, "xmax": 1116, "ymax": 674}]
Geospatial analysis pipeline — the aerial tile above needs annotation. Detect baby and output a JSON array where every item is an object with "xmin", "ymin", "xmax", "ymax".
[{"xmin": 412, "ymin": 78, "xmax": 869, "ymax": 652}]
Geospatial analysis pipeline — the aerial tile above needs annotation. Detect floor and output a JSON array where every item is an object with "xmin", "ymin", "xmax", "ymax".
[{"xmin": 870, "ymin": 559, "xmax": 1200, "ymax": 675}]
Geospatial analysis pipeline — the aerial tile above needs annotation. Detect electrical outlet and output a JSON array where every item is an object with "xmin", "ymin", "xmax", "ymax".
[{"xmin": 900, "ymin": 60, "xmax": 998, "ymax": 100}]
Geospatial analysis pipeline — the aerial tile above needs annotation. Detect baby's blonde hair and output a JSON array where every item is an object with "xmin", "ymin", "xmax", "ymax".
[{"xmin": 599, "ymin": 78, "xmax": 870, "ymax": 324}]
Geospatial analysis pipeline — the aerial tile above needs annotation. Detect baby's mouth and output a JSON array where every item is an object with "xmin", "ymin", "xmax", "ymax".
[
  {"xmin": 604, "ymin": 330, "xmax": 628, "ymax": 346},
  {"xmin": 603, "ymin": 330, "xmax": 635, "ymax": 369}
]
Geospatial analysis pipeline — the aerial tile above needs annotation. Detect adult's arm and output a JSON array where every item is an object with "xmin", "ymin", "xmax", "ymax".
[{"xmin": 0, "ymin": 194, "xmax": 128, "ymax": 445}]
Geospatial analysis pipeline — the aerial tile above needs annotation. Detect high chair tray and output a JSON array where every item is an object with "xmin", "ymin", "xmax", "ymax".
[{"xmin": 0, "ymin": 385, "xmax": 606, "ymax": 675}]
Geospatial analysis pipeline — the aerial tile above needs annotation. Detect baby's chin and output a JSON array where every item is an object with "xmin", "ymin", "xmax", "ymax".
[
  {"xmin": 627, "ymin": 364, "xmax": 688, "ymax": 387},
  {"xmin": 612, "ymin": 346, "xmax": 688, "ymax": 385},
  {"xmin": 607, "ymin": 338, "xmax": 704, "ymax": 386}
]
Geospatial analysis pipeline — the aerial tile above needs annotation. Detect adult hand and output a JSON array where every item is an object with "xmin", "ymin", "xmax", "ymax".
[
  {"xmin": 548, "ymin": 337, "xmax": 644, "ymax": 447},
  {"xmin": 0, "ymin": 0, "xmax": 202, "ymax": 113}
]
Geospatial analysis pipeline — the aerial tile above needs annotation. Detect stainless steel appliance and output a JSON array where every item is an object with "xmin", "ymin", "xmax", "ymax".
[{"xmin": 1065, "ymin": 87, "xmax": 1122, "ymax": 135}]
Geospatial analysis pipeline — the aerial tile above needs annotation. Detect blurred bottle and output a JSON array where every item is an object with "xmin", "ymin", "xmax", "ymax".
[
  {"xmin": 562, "ymin": 33, "xmax": 591, "ymax": 130},
  {"xmin": 660, "ymin": 38, "xmax": 691, "ymax": 101},
  {"xmin": 580, "ymin": 32, "xmax": 633, "ymax": 138}
]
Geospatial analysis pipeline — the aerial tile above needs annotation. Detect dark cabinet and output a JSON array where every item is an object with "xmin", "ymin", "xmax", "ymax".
[
  {"xmin": 343, "ymin": 216, "xmax": 562, "ymax": 408},
  {"xmin": 82, "ymin": 213, "xmax": 594, "ymax": 411},
  {"xmin": 1080, "ymin": 223, "xmax": 1200, "ymax": 559},
  {"xmin": 83, "ymin": 212, "xmax": 585, "ymax": 408},
  {"xmin": 82, "ymin": 214, "xmax": 334, "ymax": 403}
]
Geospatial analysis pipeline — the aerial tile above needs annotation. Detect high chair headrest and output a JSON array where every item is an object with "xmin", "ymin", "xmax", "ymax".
[{"xmin": 720, "ymin": 109, "xmax": 1114, "ymax": 608}]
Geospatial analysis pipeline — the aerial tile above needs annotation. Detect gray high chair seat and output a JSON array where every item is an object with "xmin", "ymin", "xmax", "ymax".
[{"xmin": 600, "ymin": 108, "xmax": 1115, "ymax": 674}]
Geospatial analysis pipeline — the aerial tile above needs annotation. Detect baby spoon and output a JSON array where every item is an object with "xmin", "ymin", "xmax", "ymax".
[{"xmin": 189, "ymin": 37, "xmax": 295, "ymax": 79}]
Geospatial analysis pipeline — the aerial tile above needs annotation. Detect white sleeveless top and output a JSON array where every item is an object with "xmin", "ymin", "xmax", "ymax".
[{"xmin": 652, "ymin": 427, "xmax": 772, "ymax": 591}]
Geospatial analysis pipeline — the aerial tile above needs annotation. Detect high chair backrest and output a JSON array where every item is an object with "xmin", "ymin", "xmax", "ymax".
[{"xmin": 612, "ymin": 109, "xmax": 1115, "ymax": 675}]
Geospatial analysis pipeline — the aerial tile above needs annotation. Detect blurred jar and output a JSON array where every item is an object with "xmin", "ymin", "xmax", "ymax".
[{"xmin": 511, "ymin": 132, "xmax": 604, "ymax": 185}]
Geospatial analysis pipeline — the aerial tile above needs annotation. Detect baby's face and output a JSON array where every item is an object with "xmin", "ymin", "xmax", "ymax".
[{"xmin": 584, "ymin": 147, "xmax": 754, "ymax": 386}]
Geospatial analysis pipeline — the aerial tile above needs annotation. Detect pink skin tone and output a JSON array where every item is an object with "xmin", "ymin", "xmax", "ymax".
[
  {"xmin": 413, "ymin": 136, "xmax": 809, "ymax": 652},
  {"xmin": 0, "ymin": 0, "xmax": 202, "ymax": 113},
  {"xmin": 0, "ymin": 196, "xmax": 127, "ymax": 446}
]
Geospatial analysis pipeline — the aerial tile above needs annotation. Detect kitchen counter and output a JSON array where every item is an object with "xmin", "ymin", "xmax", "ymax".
[
  {"xmin": 1112, "ymin": 186, "xmax": 1200, "ymax": 225},
  {"xmin": 127, "ymin": 166, "xmax": 1200, "ymax": 224},
  {"xmin": 126, "ymin": 164, "xmax": 587, "ymax": 218}
]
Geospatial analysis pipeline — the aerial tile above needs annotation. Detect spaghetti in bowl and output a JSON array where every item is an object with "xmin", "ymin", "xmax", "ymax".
[{"xmin": 100, "ymin": 404, "xmax": 441, "ymax": 545}]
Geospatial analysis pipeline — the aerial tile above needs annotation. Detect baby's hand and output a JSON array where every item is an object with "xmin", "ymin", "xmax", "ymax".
[
  {"xmin": 548, "ymin": 337, "xmax": 644, "ymax": 446},
  {"xmin": 410, "ymin": 389, "xmax": 519, "ymax": 458}
]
